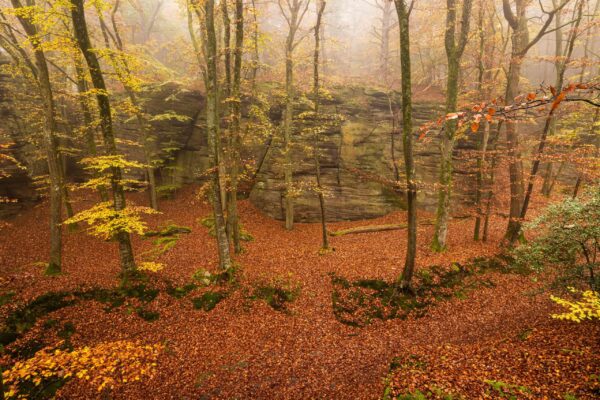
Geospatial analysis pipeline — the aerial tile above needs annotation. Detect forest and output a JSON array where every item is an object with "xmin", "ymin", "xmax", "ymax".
[{"xmin": 0, "ymin": 0, "xmax": 599, "ymax": 398}]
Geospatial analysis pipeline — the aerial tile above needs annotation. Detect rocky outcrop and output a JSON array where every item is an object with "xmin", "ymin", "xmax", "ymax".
[
  {"xmin": 0, "ymin": 77, "xmax": 485, "ymax": 222},
  {"xmin": 247, "ymin": 85, "xmax": 480, "ymax": 222},
  {"xmin": 0, "ymin": 55, "xmax": 39, "ymax": 218}
]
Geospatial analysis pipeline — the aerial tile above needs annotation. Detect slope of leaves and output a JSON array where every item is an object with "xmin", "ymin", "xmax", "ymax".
[{"xmin": 0, "ymin": 186, "xmax": 596, "ymax": 399}]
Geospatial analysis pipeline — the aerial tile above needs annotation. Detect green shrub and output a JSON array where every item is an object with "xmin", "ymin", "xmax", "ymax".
[{"xmin": 512, "ymin": 186, "xmax": 600, "ymax": 290}]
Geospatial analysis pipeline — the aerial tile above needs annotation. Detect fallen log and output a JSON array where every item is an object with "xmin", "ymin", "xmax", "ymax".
[{"xmin": 328, "ymin": 221, "xmax": 434, "ymax": 237}]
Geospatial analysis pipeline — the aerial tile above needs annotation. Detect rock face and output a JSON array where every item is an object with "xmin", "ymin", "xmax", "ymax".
[
  {"xmin": 247, "ymin": 85, "xmax": 479, "ymax": 222},
  {"xmin": 0, "ymin": 55, "xmax": 39, "ymax": 219},
  {"xmin": 0, "ymin": 77, "xmax": 481, "ymax": 222}
]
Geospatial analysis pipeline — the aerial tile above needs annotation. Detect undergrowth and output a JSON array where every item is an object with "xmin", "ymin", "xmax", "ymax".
[{"xmin": 332, "ymin": 257, "xmax": 501, "ymax": 327}]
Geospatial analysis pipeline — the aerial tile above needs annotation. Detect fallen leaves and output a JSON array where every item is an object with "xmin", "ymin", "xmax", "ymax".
[{"xmin": 0, "ymin": 186, "xmax": 597, "ymax": 399}]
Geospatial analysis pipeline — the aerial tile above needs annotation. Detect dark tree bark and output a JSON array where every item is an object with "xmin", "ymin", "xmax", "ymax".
[
  {"xmin": 10, "ymin": 0, "xmax": 63, "ymax": 275},
  {"xmin": 70, "ymin": 0, "xmax": 136, "ymax": 280},
  {"xmin": 201, "ymin": 0, "xmax": 233, "ymax": 270},
  {"xmin": 227, "ymin": 0, "xmax": 244, "ymax": 254},
  {"xmin": 393, "ymin": 0, "xmax": 416, "ymax": 290},
  {"xmin": 506, "ymin": 0, "xmax": 583, "ymax": 244},
  {"xmin": 432, "ymin": 0, "xmax": 473, "ymax": 252},
  {"xmin": 278, "ymin": 0, "xmax": 310, "ymax": 230},
  {"xmin": 313, "ymin": 0, "xmax": 329, "ymax": 251},
  {"xmin": 502, "ymin": 0, "xmax": 568, "ymax": 245},
  {"xmin": 96, "ymin": 6, "xmax": 159, "ymax": 211}
]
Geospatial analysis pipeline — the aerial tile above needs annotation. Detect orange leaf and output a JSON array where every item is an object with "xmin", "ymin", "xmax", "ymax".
[
  {"xmin": 471, "ymin": 122, "xmax": 480, "ymax": 132},
  {"xmin": 527, "ymin": 92, "xmax": 536, "ymax": 101},
  {"xmin": 551, "ymin": 92, "xmax": 566, "ymax": 111}
]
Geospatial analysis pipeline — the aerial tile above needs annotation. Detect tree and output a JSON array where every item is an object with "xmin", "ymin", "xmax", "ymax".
[
  {"xmin": 195, "ymin": 0, "xmax": 233, "ymax": 270},
  {"xmin": 393, "ymin": 0, "xmax": 416, "ymax": 290},
  {"xmin": 313, "ymin": 0, "xmax": 329, "ymax": 251},
  {"xmin": 431, "ymin": 0, "xmax": 473, "ymax": 252},
  {"xmin": 226, "ymin": 0, "xmax": 244, "ymax": 254},
  {"xmin": 366, "ymin": 0, "xmax": 398, "ymax": 85},
  {"xmin": 8, "ymin": 0, "xmax": 64, "ymax": 275},
  {"xmin": 278, "ymin": 0, "xmax": 311, "ymax": 230},
  {"xmin": 502, "ymin": 0, "xmax": 569, "ymax": 245},
  {"xmin": 70, "ymin": 0, "xmax": 137, "ymax": 281},
  {"xmin": 95, "ymin": 0, "xmax": 160, "ymax": 211},
  {"xmin": 511, "ymin": 1, "xmax": 586, "ymax": 242},
  {"xmin": 542, "ymin": 0, "xmax": 597, "ymax": 196}
]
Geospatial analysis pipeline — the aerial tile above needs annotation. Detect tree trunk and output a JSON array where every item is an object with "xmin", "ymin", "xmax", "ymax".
[
  {"xmin": 501, "ymin": 0, "xmax": 564, "ymax": 244},
  {"xmin": 11, "ymin": 0, "xmax": 63, "ymax": 275},
  {"xmin": 432, "ymin": 0, "xmax": 472, "ymax": 252},
  {"xmin": 506, "ymin": 0, "xmax": 583, "ymax": 244},
  {"xmin": 203, "ymin": 0, "xmax": 232, "ymax": 270},
  {"xmin": 250, "ymin": 0, "xmax": 260, "ymax": 88},
  {"xmin": 283, "ymin": 39, "xmax": 295, "ymax": 230},
  {"xmin": 474, "ymin": 120, "xmax": 490, "ymax": 240},
  {"xmin": 96, "ymin": 8, "xmax": 159, "ymax": 211},
  {"xmin": 74, "ymin": 60, "xmax": 109, "ymax": 201},
  {"xmin": 394, "ymin": 0, "xmax": 416, "ymax": 290},
  {"xmin": 227, "ymin": 0, "xmax": 244, "ymax": 254},
  {"xmin": 482, "ymin": 122, "xmax": 502, "ymax": 242},
  {"xmin": 70, "ymin": 0, "xmax": 136, "ymax": 280},
  {"xmin": 313, "ymin": 0, "xmax": 329, "ymax": 251}
]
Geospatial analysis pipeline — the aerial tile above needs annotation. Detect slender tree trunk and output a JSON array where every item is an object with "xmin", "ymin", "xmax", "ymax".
[
  {"xmin": 221, "ymin": 0, "xmax": 232, "ymax": 97},
  {"xmin": 541, "ymin": 2, "xmax": 564, "ymax": 196},
  {"xmin": 507, "ymin": 0, "xmax": 583, "ymax": 244},
  {"xmin": 11, "ymin": 0, "xmax": 63, "ymax": 275},
  {"xmin": 283, "ymin": 42, "xmax": 295, "ymax": 230},
  {"xmin": 227, "ymin": 0, "xmax": 244, "ymax": 254},
  {"xmin": 482, "ymin": 122, "xmax": 502, "ymax": 242},
  {"xmin": 432, "ymin": 0, "xmax": 473, "ymax": 252},
  {"xmin": 313, "ymin": 0, "xmax": 329, "ymax": 251},
  {"xmin": 501, "ymin": 0, "xmax": 565, "ymax": 244},
  {"xmin": 74, "ymin": 60, "xmax": 109, "ymax": 201},
  {"xmin": 250, "ymin": 0, "xmax": 260, "ymax": 88},
  {"xmin": 502, "ymin": 1, "xmax": 528, "ymax": 243},
  {"xmin": 474, "ymin": 120, "xmax": 490, "ymax": 240},
  {"xmin": 203, "ymin": 0, "xmax": 232, "ymax": 270},
  {"xmin": 70, "ymin": 0, "xmax": 136, "ymax": 280},
  {"xmin": 394, "ymin": 0, "xmax": 416, "ymax": 290},
  {"xmin": 97, "ymin": 8, "xmax": 159, "ymax": 211}
]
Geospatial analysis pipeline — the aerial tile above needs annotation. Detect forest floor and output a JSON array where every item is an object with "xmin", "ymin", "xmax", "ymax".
[{"xmin": 0, "ymin": 186, "xmax": 598, "ymax": 399}]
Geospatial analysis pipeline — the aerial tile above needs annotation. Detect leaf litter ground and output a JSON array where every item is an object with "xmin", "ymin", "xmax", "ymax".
[{"xmin": 0, "ymin": 186, "xmax": 597, "ymax": 399}]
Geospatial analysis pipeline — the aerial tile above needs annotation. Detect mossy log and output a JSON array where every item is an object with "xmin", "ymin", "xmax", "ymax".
[{"xmin": 329, "ymin": 220, "xmax": 433, "ymax": 237}]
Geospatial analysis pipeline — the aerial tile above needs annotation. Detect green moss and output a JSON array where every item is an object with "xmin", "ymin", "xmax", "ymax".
[
  {"xmin": 192, "ymin": 291, "xmax": 228, "ymax": 311},
  {"xmin": 0, "ymin": 292, "xmax": 75, "ymax": 346},
  {"xmin": 135, "ymin": 308, "xmax": 160, "ymax": 321},
  {"xmin": 331, "ymin": 259, "xmax": 498, "ymax": 327},
  {"xmin": 0, "ymin": 284, "xmax": 161, "ymax": 346},
  {"xmin": 0, "ymin": 291, "xmax": 15, "ymax": 306},
  {"xmin": 252, "ymin": 285, "xmax": 299, "ymax": 312},
  {"xmin": 144, "ymin": 224, "xmax": 191, "ymax": 237},
  {"xmin": 166, "ymin": 283, "xmax": 198, "ymax": 298},
  {"xmin": 44, "ymin": 262, "xmax": 62, "ymax": 277},
  {"xmin": 200, "ymin": 216, "xmax": 253, "ymax": 242}
]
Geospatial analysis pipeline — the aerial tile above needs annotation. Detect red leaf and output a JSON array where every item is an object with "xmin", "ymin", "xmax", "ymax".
[{"xmin": 551, "ymin": 92, "xmax": 566, "ymax": 111}]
